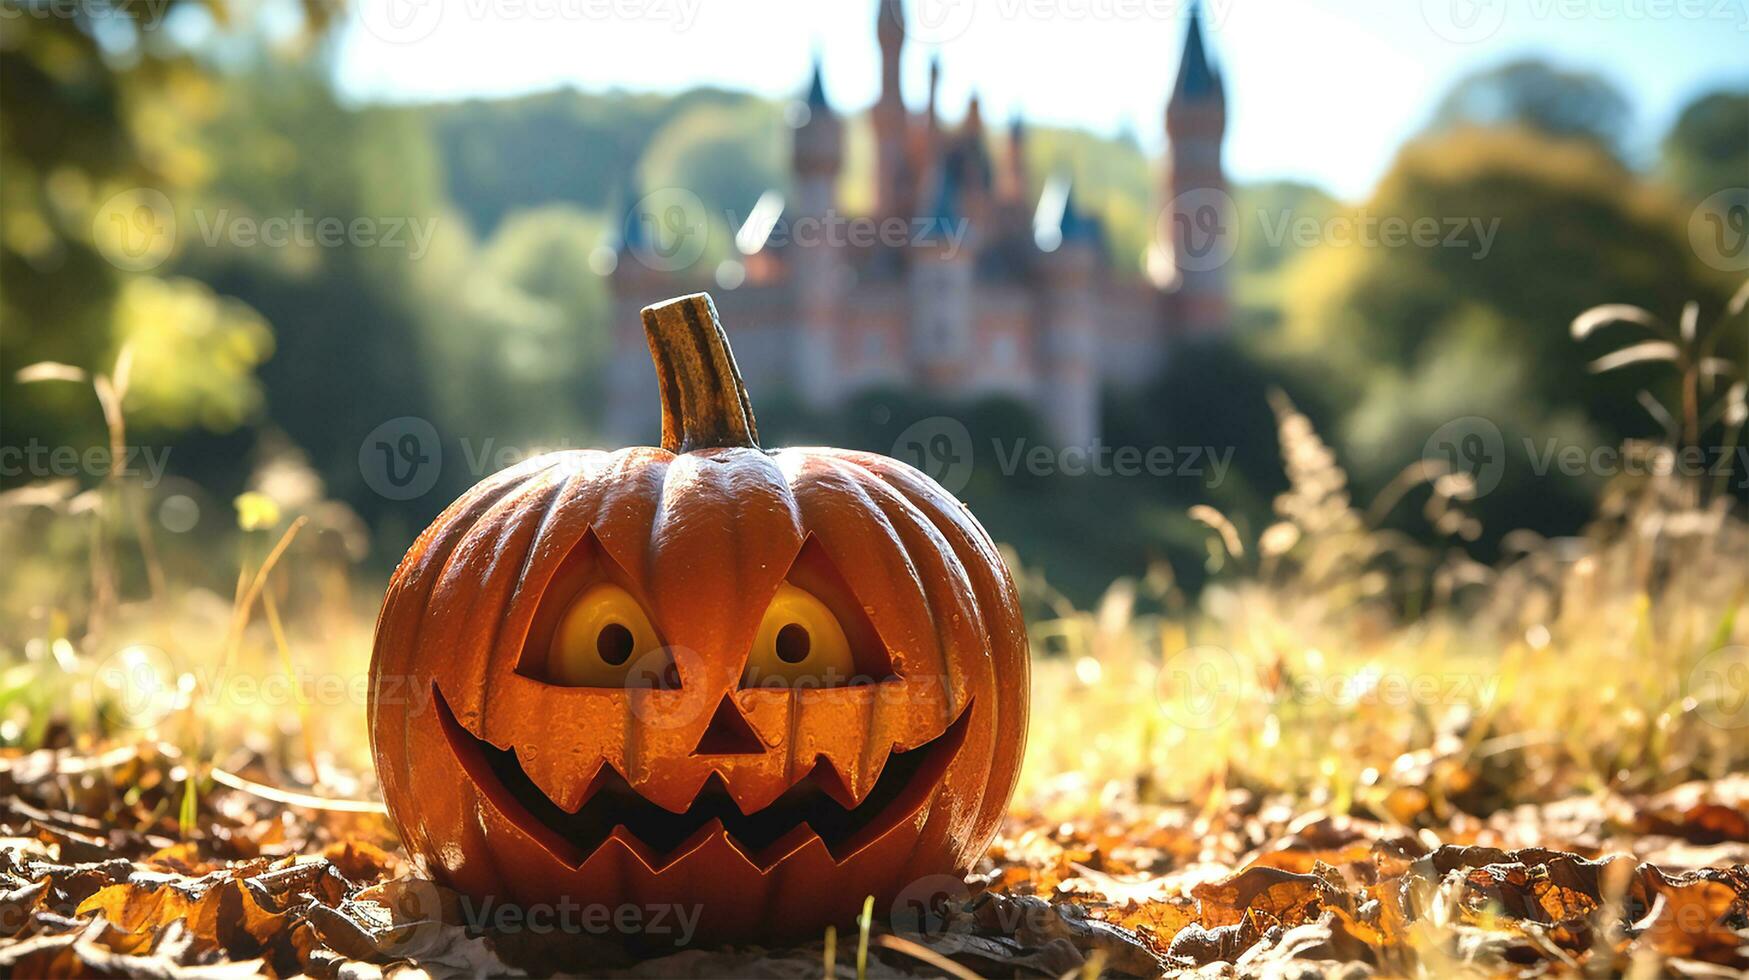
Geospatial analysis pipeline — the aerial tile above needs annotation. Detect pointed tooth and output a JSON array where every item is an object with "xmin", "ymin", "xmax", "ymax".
[{"xmin": 808, "ymin": 754, "xmax": 864, "ymax": 810}]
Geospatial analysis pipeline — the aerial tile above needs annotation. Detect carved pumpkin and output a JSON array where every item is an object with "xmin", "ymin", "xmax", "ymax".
[{"xmin": 369, "ymin": 293, "xmax": 1028, "ymax": 943}]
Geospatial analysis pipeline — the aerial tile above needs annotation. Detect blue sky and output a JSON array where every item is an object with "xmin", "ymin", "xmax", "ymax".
[{"xmin": 333, "ymin": 0, "xmax": 1749, "ymax": 200}]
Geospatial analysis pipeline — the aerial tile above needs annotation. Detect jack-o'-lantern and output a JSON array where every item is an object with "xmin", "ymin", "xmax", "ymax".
[{"xmin": 369, "ymin": 293, "xmax": 1028, "ymax": 944}]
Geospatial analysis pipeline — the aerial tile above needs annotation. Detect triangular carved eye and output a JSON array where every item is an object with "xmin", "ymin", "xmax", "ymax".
[
  {"xmin": 740, "ymin": 535, "xmax": 896, "ymax": 689},
  {"xmin": 518, "ymin": 529, "xmax": 678, "ymax": 688}
]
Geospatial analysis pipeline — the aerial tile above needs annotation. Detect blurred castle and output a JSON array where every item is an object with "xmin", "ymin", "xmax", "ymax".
[{"xmin": 608, "ymin": 0, "xmax": 1230, "ymax": 447}]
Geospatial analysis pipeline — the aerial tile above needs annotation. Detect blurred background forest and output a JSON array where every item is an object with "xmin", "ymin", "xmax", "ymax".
[{"xmin": 2, "ymin": 0, "xmax": 1746, "ymax": 609}]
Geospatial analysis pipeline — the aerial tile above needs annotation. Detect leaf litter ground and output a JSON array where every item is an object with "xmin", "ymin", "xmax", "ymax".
[{"xmin": 2, "ymin": 742, "xmax": 1747, "ymax": 977}]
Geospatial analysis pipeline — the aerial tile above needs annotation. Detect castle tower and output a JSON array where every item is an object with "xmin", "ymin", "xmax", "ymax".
[
  {"xmin": 791, "ymin": 59, "xmax": 846, "ymax": 406},
  {"xmin": 1001, "ymin": 113, "xmax": 1029, "ymax": 204},
  {"xmin": 792, "ymin": 59, "xmax": 842, "ymax": 218},
  {"xmin": 873, "ymin": 0, "xmax": 911, "ymax": 219},
  {"xmin": 958, "ymin": 93, "xmax": 991, "ymax": 227},
  {"xmin": 1162, "ymin": 0, "xmax": 1230, "ymax": 334},
  {"xmin": 605, "ymin": 174, "xmax": 667, "ymax": 442},
  {"xmin": 910, "ymin": 167, "xmax": 975, "ymax": 385},
  {"xmin": 1036, "ymin": 178, "xmax": 1101, "ymax": 447}
]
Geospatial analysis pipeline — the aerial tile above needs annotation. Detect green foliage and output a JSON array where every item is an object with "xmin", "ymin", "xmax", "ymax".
[
  {"xmin": 1428, "ymin": 58, "xmax": 1632, "ymax": 157},
  {"xmin": 1231, "ymin": 180, "xmax": 1341, "ymax": 316},
  {"xmin": 639, "ymin": 99, "xmax": 789, "ymax": 217},
  {"xmin": 115, "ymin": 277, "xmax": 274, "ymax": 431},
  {"xmin": 1278, "ymin": 125, "xmax": 1741, "ymax": 546},
  {"xmin": 0, "ymin": 0, "xmax": 233, "ymax": 452},
  {"xmin": 427, "ymin": 87, "xmax": 775, "ymax": 235},
  {"xmin": 1659, "ymin": 88, "xmax": 1749, "ymax": 203}
]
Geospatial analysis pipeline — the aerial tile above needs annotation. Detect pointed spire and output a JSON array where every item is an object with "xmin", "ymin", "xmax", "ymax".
[
  {"xmin": 965, "ymin": 92, "xmax": 983, "ymax": 136},
  {"xmin": 1173, "ymin": 0, "xmax": 1220, "ymax": 101},
  {"xmin": 805, "ymin": 54, "xmax": 829, "ymax": 109},
  {"xmin": 927, "ymin": 55, "xmax": 942, "ymax": 130},
  {"xmin": 1057, "ymin": 181, "xmax": 1102, "ymax": 247},
  {"xmin": 618, "ymin": 171, "xmax": 647, "ymax": 254},
  {"xmin": 1003, "ymin": 111, "xmax": 1029, "ymax": 202}
]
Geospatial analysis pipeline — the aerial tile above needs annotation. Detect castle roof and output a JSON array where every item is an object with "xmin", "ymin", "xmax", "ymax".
[
  {"xmin": 1173, "ymin": 1, "xmax": 1221, "ymax": 101},
  {"xmin": 805, "ymin": 57, "xmax": 829, "ymax": 109},
  {"xmin": 1057, "ymin": 182, "xmax": 1104, "ymax": 247},
  {"xmin": 616, "ymin": 174, "xmax": 647, "ymax": 254}
]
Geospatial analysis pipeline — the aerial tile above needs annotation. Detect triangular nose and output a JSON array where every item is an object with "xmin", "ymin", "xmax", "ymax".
[{"xmin": 691, "ymin": 696, "xmax": 765, "ymax": 755}]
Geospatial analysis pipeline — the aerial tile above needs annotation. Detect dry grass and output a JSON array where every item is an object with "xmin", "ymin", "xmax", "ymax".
[{"xmin": 2, "ymin": 297, "xmax": 1747, "ymax": 974}]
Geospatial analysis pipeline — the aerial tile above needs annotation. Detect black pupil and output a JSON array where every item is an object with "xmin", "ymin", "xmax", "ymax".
[
  {"xmin": 597, "ymin": 623, "xmax": 634, "ymax": 666},
  {"xmin": 775, "ymin": 623, "xmax": 811, "ymax": 664}
]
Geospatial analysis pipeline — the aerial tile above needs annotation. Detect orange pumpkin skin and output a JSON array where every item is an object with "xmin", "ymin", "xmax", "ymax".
[{"xmin": 369, "ymin": 294, "xmax": 1028, "ymax": 944}]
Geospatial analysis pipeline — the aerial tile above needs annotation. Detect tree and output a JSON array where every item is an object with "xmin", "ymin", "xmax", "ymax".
[
  {"xmin": 1278, "ymin": 126, "xmax": 1736, "ymax": 544},
  {"xmin": 0, "ymin": 2, "xmax": 329, "ymax": 458},
  {"xmin": 1661, "ymin": 89, "xmax": 1749, "ymax": 203},
  {"xmin": 1428, "ymin": 59, "xmax": 1632, "ymax": 159}
]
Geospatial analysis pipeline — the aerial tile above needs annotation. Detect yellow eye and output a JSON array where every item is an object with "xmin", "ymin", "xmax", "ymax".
[
  {"xmin": 548, "ymin": 584, "xmax": 662, "ymax": 687},
  {"xmin": 743, "ymin": 583, "xmax": 855, "ymax": 688}
]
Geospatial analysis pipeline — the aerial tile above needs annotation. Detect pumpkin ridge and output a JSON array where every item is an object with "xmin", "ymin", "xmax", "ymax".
[
  {"xmin": 372, "ymin": 459, "xmax": 561, "ymax": 833},
  {"xmin": 438, "ymin": 467, "xmax": 572, "ymax": 730},
  {"xmin": 850, "ymin": 454, "xmax": 1028, "ymax": 853}
]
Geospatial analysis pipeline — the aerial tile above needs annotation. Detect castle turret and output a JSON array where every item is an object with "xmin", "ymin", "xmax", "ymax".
[
  {"xmin": 791, "ymin": 60, "xmax": 847, "ymax": 407},
  {"xmin": 1036, "ymin": 177, "xmax": 1102, "ymax": 447},
  {"xmin": 792, "ymin": 58, "xmax": 842, "ymax": 216},
  {"xmin": 1162, "ymin": 0, "xmax": 1231, "ymax": 334},
  {"xmin": 1001, "ymin": 113, "xmax": 1029, "ymax": 204},
  {"xmin": 606, "ymin": 174, "xmax": 666, "ymax": 442},
  {"xmin": 874, "ymin": 0, "xmax": 910, "ymax": 219},
  {"xmin": 910, "ymin": 166, "xmax": 975, "ymax": 386}
]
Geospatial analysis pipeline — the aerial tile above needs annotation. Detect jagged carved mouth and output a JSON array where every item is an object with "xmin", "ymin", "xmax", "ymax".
[{"xmin": 434, "ymin": 687, "xmax": 970, "ymax": 871}]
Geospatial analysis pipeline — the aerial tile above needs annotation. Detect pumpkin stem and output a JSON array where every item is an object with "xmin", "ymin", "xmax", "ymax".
[{"xmin": 641, "ymin": 292, "xmax": 761, "ymax": 453}]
